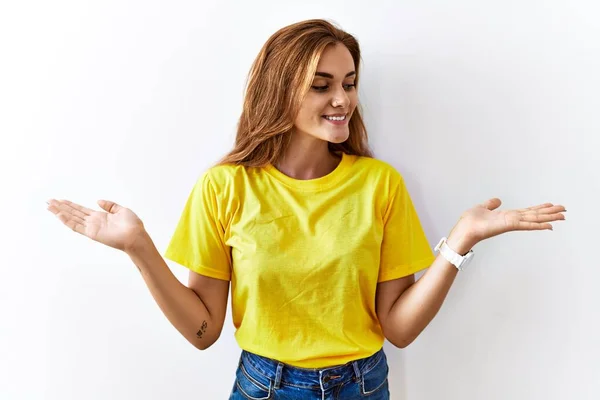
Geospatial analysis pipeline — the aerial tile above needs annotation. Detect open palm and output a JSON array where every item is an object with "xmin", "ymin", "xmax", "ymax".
[
  {"xmin": 47, "ymin": 199, "xmax": 145, "ymax": 252},
  {"xmin": 459, "ymin": 198, "xmax": 566, "ymax": 243}
]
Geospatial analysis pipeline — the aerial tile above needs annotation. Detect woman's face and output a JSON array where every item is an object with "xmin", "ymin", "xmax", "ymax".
[{"xmin": 293, "ymin": 43, "xmax": 358, "ymax": 144}]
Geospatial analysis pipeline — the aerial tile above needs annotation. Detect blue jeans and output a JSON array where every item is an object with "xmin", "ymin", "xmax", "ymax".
[{"xmin": 229, "ymin": 347, "xmax": 390, "ymax": 400}]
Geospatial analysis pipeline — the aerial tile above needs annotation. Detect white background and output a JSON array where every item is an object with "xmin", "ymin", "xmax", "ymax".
[{"xmin": 1, "ymin": 1, "xmax": 597, "ymax": 399}]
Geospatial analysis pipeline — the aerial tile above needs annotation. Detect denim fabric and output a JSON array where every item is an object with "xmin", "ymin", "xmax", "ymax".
[{"xmin": 229, "ymin": 347, "xmax": 390, "ymax": 400}]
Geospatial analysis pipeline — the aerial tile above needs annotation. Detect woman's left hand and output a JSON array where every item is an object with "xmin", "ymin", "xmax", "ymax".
[{"xmin": 455, "ymin": 198, "xmax": 567, "ymax": 246}]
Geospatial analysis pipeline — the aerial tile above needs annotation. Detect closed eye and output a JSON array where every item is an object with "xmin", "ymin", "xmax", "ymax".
[{"xmin": 311, "ymin": 84, "xmax": 356, "ymax": 92}]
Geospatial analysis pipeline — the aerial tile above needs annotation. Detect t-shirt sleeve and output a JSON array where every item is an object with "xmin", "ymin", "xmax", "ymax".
[
  {"xmin": 163, "ymin": 171, "xmax": 232, "ymax": 281},
  {"xmin": 378, "ymin": 175, "xmax": 435, "ymax": 282}
]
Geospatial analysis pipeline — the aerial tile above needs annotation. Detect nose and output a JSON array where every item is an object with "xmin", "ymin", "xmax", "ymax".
[{"xmin": 331, "ymin": 86, "xmax": 350, "ymax": 108}]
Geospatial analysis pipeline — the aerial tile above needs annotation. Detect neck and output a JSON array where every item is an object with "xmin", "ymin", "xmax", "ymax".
[{"xmin": 275, "ymin": 134, "xmax": 341, "ymax": 180}]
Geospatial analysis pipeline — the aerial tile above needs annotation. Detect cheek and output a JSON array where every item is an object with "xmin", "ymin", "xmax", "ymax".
[
  {"xmin": 296, "ymin": 108, "xmax": 315, "ymax": 125},
  {"xmin": 297, "ymin": 101, "xmax": 327, "ymax": 125},
  {"xmin": 349, "ymin": 93, "xmax": 359, "ymax": 110}
]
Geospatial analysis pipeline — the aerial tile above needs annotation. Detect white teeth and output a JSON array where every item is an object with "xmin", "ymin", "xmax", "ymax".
[{"xmin": 325, "ymin": 115, "xmax": 346, "ymax": 121}]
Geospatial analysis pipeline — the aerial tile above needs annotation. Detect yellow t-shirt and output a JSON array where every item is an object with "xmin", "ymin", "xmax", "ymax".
[{"xmin": 164, "ymin": 152, "xmax": 434, "ymax": 368}]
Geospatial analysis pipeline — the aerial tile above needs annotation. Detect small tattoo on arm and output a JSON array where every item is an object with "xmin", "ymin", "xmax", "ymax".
[{"xmin": 196, "ymin": 320, "xmax": 208, "ymax": 339}]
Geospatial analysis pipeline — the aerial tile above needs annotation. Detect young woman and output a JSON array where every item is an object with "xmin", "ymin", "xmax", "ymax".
[{"xmin": 47, "ymin": 19, "xmax": 566, "ymax": 400}]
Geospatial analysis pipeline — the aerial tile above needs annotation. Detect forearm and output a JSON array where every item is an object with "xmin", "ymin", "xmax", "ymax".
[
  {"xmin": 125, "ymin": 232, "xmax": 216, "ymax": 350},
  {"xmin": 384, "ymin": 228, "xmax": 476, "ymax": 348}
]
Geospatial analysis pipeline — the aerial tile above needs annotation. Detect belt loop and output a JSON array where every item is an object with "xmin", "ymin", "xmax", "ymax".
[
  {"xmin": 274, "ymin": 361, "xmax": 284, "ymax": 389},
  {"xmin": 352, "ymin": 360, "xmax": 361, "ymax": 382}
]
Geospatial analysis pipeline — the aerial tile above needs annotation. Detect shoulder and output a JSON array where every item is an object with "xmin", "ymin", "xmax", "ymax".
[
  {"xmin": 198, "ymin": 162, "xmax": 260, "ymax": 195},
  {"xmin": 203, "ymin": 163, "xmax": 245, "ymax": 185},
  {"xmin": 351, "ymin": 155, "xmax": 404, "ymax": 186}
]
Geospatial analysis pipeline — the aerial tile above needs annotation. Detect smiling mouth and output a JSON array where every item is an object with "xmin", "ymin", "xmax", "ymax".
[{"xmin": 322, "ymin": 115, "xmax": 347, "ymax": 122}]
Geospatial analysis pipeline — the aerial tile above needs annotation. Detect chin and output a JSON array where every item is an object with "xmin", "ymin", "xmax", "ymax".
[{"xmin": 325, "ymin": 131, "xmax": 350, "ymax": 144}]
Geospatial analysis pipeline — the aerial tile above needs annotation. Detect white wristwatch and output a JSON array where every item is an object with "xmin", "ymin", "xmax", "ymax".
[{"xmin": 434, "ymin": 237, "xmax": 475, "ymax": 271}]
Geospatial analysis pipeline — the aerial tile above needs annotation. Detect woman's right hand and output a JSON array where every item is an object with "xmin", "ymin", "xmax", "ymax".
[{"xmin": 47, "ymin": 199, "xmax": 146, "ymax": 252}]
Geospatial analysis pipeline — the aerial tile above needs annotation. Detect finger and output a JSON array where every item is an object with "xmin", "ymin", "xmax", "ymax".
[
  {"xmin": 54, "ymin": 207, "xmax": 86, "ymax": 225},
  {"xmin": 47, "ymin": 201, "xmax": 86, "ymax": 223},
  {"xmin": 46, "ymin": 201, "xmax": 60, "ymax": 216},
  {"xmin": 515, "ymin": 221, "xmax": 553, "ymax": 231},
  {"xmin": 47, "ymin": 199, "xmax": 93, "ymax": 217},
  {"xmin": 55, "ymin": 211, "xmax": 87, "ymax": 234},
  {"xmin": 61, "ymin": 200, "xmax": 94, "ymax": 216},
  {"xmin": 520, "ymin": 212, "xmax": 565, "ymax": 223},
  {"xmin": 517, "ymin": 203, "xmax": 554, "ymax": 212},
  {"xmin": 98, "ymin": 200, "xmax": 122, "ymax": 214},
  {"xmin": 49, "ymin": 200, "xmax": 88, "ymax": 220},
  {"xmin": 481, "ymin": 198, "xmax": 502, "ymax": 210},
  {"xmin": 47, "ymin": 202, "xmax": 74, "ymax": 219},
  {"xmin": 522, "ymin": 205, "xmax": 566, "ymax": 215}
]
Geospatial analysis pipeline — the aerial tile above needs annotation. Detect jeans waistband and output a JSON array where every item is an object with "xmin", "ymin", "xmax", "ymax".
[{"xmin": 239, "ymin": 348, "xmax": 385, "ymax": 390}]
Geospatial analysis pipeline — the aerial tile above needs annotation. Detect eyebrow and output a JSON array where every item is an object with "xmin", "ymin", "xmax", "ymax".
[{"xmin": 314, "ymin": 71, "xmax": 356, "ymax": 79}]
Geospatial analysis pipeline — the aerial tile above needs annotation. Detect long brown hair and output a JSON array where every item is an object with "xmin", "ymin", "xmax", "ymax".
[{"xmin": 215, "ymin": 19, "xmax": 374, "ymax": 167}]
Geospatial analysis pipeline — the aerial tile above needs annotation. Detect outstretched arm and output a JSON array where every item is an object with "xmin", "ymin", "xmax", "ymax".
[{"xmin": 377, "ymin": 199, "xmax": 566, "ymax": 348}]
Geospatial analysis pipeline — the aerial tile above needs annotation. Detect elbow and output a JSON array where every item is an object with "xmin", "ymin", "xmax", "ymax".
[
  {"xmin": 191, "ymin": 332, "xmax": 221, "ymax": 351},
  {"xmin": 195, "ymin": 342, "xmax": 211, "ymax": 351},
  {"xmin": 388, "ymin": 337, "xmax": 413, "ymax": 349},
  {"xmin": 194, "ymin": 338, "xmax": 216, "ymax": 351},
  {"xmin": 190, "ymin": 318, "xmax": 224, "ymax": 350},
  {"xmin": 382, "ymin": 325, "xmax": 414, "ymax": 349}
]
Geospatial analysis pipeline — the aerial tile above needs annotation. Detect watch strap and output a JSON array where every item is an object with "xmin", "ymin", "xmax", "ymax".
[{"xmin": 434, "ymin": 237, "xmax": 472, "ymax": 271}]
